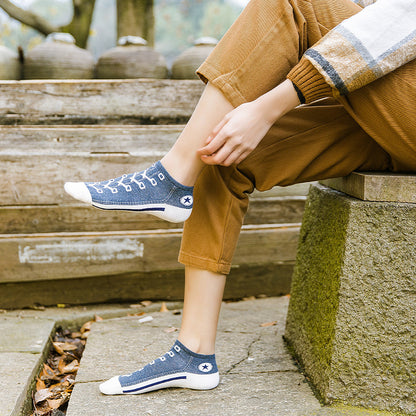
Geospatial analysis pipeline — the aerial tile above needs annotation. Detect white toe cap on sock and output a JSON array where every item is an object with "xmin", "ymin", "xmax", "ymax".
[
  {"xmin": 64, "ymin": 182, "xmax": 92, "ymax": 204},
  {"xmin": 99, "ymin": 376, "xmax": 123, "ymax": 395}
]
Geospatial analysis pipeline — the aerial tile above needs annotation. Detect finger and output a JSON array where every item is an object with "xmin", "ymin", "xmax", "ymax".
[
  {"xmin": 211, "ymin": 115, "xmax": 230, "ymax": 138},
  {"xmin": 233, "ymin": 150, "xmax": 250, "ymax": 166},
  {"xmin": 201, "ymin": 141, "xmax": 237, "ymax": 165},
  {"xmin": 197, "ymin": 130, "xmax": 229, "ymax": 156},
  {"xmin": 221, "ymin": 147, "xmax": 246, "ymax": 167}
]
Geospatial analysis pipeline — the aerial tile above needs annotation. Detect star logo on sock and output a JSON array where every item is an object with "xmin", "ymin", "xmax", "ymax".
[
  {"xmin": 180, "ymin": 195, "xmax": 193, "ymax": 206},
  {"xmin": 198, "ymin": 362, "xmax": 213, "ymax": 373}
]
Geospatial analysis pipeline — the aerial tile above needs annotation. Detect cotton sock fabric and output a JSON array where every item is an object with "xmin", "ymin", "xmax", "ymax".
[
  {"xmin": 99, "ymin": 340, "xmax": 219, "ymax": 395},
  {"xmin": 64, "ymin": 161, "xmax": 193, "ymax": 223}
]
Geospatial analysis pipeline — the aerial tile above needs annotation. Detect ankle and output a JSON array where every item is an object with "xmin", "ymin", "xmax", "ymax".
[
  {"xmin": 161, "ymin": 152, "xmax": 203, "ymax": 187},
  {"xmin": 177, "ymin": 335, "xmax": 215, "ymax": 355}
]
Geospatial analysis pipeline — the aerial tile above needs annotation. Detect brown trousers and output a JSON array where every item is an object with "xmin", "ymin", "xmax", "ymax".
[{"xmin": 178, "ymin": 0, "xmax": 416, "ymax": 274}]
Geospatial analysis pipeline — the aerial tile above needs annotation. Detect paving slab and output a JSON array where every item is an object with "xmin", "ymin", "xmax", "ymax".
[
  {"xmin": 0, "ymin": 353, "xmax": 43, "ymax": 416},
  {"xmin": 75, "ymin": 316, "xmax": 295, "ymax": 383},
  {"xmin": 0, "ymin": 317, "xmax": 55, "ymax": 416},
  {"xmin": 68, "ymin": 372, "xmax": 320, "ymax": 416},
  {"xmin": 0, "ymin": 302, "xmax": 178, "ymax": 416},
  {"xmin": 67, "ymin": 297, "xmax": 322, "ymax": 416},
  {"xmin": 1, "ymin": 297, "xmax": 405, "ymax": 416},
  {"xmin": 0, "ymin": 316, "xmax": 55, "ymax": 353}
]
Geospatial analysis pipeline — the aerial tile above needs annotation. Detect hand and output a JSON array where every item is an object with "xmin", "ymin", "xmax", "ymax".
[
  {"xmin": 197, "ymin": 79, "xmax": 300, "ymax": 167},
  {"xmin": 197, "ymin": 100, "xmax": 274, "ymax": 166}
]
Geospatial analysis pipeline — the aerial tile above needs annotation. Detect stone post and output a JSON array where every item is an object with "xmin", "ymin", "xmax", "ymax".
[{"xmin": 285, "ymin": 173, "xmax": 416, "ymax": 415}]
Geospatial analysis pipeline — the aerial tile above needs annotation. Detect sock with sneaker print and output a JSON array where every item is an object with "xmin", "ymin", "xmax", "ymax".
[
  {"xmin": 64, "ymin": 161, "xmax": 193, "ymax": 223},
  {"xmin": 99, "ymin": 340, "xmax": 219, "ymax": 395}
]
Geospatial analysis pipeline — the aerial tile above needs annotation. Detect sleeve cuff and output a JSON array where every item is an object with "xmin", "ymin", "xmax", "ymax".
[{"xmin": 287, "ymin": 57, "xmax": 333, "ymax": 104}]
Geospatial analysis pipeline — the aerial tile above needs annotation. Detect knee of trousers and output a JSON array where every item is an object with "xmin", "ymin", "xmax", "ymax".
[{"xmin": 179, "ymin": 165, "xmax": 254, "ymax": 274}]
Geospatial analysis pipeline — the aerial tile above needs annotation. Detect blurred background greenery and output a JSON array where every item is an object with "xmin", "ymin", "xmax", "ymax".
[{"xmin": 0, "ymin": 0, "xmax": 248, "ymax": 64}]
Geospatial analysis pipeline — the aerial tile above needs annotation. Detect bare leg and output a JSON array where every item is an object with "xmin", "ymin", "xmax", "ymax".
[
  {"xmin": 161, "ymin": 82, "xmax": 234, "ymax": 186},
  {"xmin": 178, "ymin": 267, "xmax": 226, "ymax": 354}
]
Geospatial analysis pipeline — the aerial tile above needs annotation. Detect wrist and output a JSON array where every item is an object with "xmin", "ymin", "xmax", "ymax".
[{"xmin": 253, "ymin": 79, "xmax": 300, "ymax": 124}]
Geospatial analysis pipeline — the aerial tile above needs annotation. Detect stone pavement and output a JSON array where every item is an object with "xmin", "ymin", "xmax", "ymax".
[{"xmin": 0, "ymin": 297, "xmax": 405, "ymax": 416}]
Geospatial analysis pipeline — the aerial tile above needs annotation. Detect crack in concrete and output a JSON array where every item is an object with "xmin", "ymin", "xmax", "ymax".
[{"xmin": 224, "ymin": 334, "xmax": 261, "ymax": 375}]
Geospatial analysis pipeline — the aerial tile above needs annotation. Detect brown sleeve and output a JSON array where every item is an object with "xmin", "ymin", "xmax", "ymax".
[{"xmin": 287, "ymin": 56, "xmax": 333, "ymax": 104}]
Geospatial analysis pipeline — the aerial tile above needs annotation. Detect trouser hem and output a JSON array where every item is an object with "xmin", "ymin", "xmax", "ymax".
[
  {"xmin": 197, "ymin": 61, "xmax": 248, "ymax": 107},
  {"xmin": 178, "ymin": 251, "xmax": 231, "ymax": 275}
]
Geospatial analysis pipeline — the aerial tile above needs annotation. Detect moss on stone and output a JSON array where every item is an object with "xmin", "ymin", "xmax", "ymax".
[{"xmin": 285, "ymin": 184, "xmax": 351, "ymax": 398}]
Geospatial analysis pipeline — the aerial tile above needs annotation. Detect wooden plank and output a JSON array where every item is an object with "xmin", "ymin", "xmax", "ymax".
[
  {"xmin": 0, "ymin": 224, "xmax": 300, "ymax": 283},
  {"xmin": 0, "ymin": 125, "xmax": 181, "ymax": 152},
  {"xmin": 0, "ymin": 125, "xmax": 179, "ymax": 204},
  {"xmin": 244, "ymin": 197, "xmax": 305, "ymax": 225},
  {"xmin": 0, "ymin": 197, "xmax": 305, "ymax": 234},
  {"xmin": 0, "ymin": 79, "xmax": 204, "ymax": 125},
  {"xmin": 0, "ymin": 264, "xmax": 294, "ymax": 309},
  {"xmin": 0, "ymin": 126, "xmax": 312, "ymax": 205}
]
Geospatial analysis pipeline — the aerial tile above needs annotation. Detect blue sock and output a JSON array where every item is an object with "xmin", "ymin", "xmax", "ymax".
[
  {"xmin": 99, "ymin": 340, "xmax": 219, "ymax": 395},
  {"xmin": 64, "ymin": 161, "xmax": 193, "ymax": 223}
]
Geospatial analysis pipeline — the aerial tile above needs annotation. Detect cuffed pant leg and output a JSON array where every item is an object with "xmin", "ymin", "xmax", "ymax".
[
  {"xmin": 179, "ymin": 100, "xmax": 391, "ymax": 274},
  {"xmin": 197, "ymin": 0, "xmax": 362, "ymax": 107}
]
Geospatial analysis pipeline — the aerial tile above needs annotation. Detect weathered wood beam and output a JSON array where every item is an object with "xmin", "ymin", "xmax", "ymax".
[
  {"xmin": 0, "ymin": 197, "xmax": 305, "ymax": 234},
  {"xmin": 0, "ymin": 80, "xmax": 204, "ymax": 125},
  {"xmin": 0, "ymin": 264, "xmax": 294, "ymax": 308},
  {"xmin": 0, "ymin": 224, "xmax": 300, "ymax": 283}
]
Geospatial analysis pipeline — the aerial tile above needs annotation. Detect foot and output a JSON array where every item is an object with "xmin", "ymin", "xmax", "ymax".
[
  {"xmin": 99, "ymin": 340, "xmax": 219, "ymax": 395},
  {"xmin": 64, "ymin": 161, "xmax": 193, "ymax": 223}
]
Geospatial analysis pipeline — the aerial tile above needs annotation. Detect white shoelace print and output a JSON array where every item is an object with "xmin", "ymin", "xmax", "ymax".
[{"xmin": 88, "ymin": 168, "xmax": 166, "ymax": 194}]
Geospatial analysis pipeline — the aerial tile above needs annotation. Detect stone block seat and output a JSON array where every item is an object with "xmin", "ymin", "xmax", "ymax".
[{"xmin": 284, "ymin": 172, "xmax": 416, "ymax": 415}]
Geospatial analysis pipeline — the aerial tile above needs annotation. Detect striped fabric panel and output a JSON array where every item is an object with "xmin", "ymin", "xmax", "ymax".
[
  {"xmin": 305, "ymin": 0, "xmax": 416, "ymax": 96},
  {"xmin": 352, "ymin": 0, "xmax": 377, "ymax": 7}
]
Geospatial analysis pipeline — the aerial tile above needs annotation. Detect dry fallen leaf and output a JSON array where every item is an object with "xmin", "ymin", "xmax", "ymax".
[
  {"xmin": 40, "ymin": 364, "xmax": 59, "ymax": 382},
  {"xmin": 127, "ymin": 312, "xmax": 145, "ymax": 317},
  {"xmin": 53, "ymin": 342, "xmax": 78, "ymax": 355},
  {"xmin": 260, "ymin": 321, "xmax": 277, "ymax": 327},
  {"xmin": 94, "ymin": 315, "xmax": 103, "ymax": 322},
  {"xmin": 47, "ymin": 398, "xmax": 65, "ymax": 409},
  {"xmin": 34, "ymin": 388, "xmax": 52, "ymax": 404},
  {"xmin": 159, "ymin": 302, "xmax": 169, "ymax": 313},
  {"xmin": 62, "ymin": 360, "xmax": 79, "ymax": 374},
  {"xmin": 36, "ymin": 377, "xmax": 46, "ymax": 391},
  {"xmin": 80, "ymin": 321, "xmax": 93, "ymax": 334},
  {"xmin": 242, "ymin": 296, "xmax": 256, "ymax": 301},
  {"xmin": 164, "ymin": 327, "xmax": 178, "ymax": 333},
  {"xmin": 33, "ymin": 325, "xmax": 86, "ymax": 416},
  {"xmin": 129, "ymin": 303, "xmax": 144, "ymax": 308},
  {"xmin": 57, "ymin": 356, "xmax": 67, "ymax": 374},
  {"xmin": 140, "ymin": 300, "xmax": 152, "ymax": 307}
]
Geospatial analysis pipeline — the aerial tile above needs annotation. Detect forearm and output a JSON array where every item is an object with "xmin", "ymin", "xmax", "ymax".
[{"xmin": 251, "ymin": 79, "xmax": 301, "ymax": 125}]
